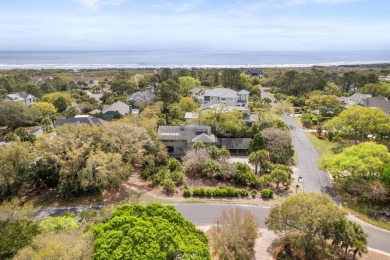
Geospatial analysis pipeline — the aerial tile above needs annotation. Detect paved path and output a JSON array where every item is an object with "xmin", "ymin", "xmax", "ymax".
[
  {"xmin": 261, "ymin": 89, "xmax": 390, "ymax": 253},
  {"xmin": 281, "ymin": 114, "xmax": 338, "ymax": 199}
]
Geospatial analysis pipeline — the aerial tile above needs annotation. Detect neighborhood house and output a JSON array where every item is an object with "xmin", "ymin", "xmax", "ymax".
[
  {"xmin": 102, "ymin": 101, "xmax": 131, "ymax": 116},
  {"xmin": 158, "ymin": 125, "xmax": 216, "ymax": 157},
  {"xmin": 200, "ymin": 88, "xmax": 249, "ymax": 108},
  {"xmin": 7, "ymin": 92, "xmax": 36, "ymax": 107},
  {"xmin": 53, "ymin": 115, "xmax": 108, "ymax": 128},
  {"xmin": 127, "ymin": 87, "xmax": 155, "ymax": 109}
]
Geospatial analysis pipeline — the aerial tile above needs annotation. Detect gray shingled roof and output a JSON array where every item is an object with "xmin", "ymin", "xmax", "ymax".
[
  {"xmin": 361, "ymin": 96, "xmax": 390, "ymax": 113},
  {"xmin": 127, "ymin": 91, "xmax": 155, "ymax": 101},
  {"xmin": 243, "ymin": 69, "xmax": 264, "ymax": 76},
  {"xmin": 192, "ymin": 133, "xmax": 215, "ymax": 143},
  {"xmin": 54, "ymin": 116, "xmax": 107, "ymax": 128},
  {"xmin": 158, "ymin": 125, "xmax": 215, "ymax": 144},
  {"xmin": 102, "ymin": 101, "xmax": 130, "ymax": 115},
  {"xmin": 204, "ymin": 88, "xmax": 239, "ymax": 99},
  {"xmin": 221, "ymin": 138, "xmax": 252, "ymax": 150}
]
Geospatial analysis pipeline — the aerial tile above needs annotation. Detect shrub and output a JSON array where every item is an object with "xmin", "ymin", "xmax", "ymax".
[
  {"xmin": 261, "ymin": 189, "xmax": 274, "ymax": 198},
  {"xmin": 151, "ymin": 168, "xmax": 169, "ymax": 186},
  {"xmin": 170, "ymin": 170, "xmax": 184, "ymax": 185},
  {"xmin": 183, "ymin": 188, "xmax": 191, "ymax": 197},
  {"xmin": 251, "ymin": 189, "xmax": 257, "ymax": 198},
  {"xmin": 141, "ymin": 165, "xmax": 158, "ymax": 179},
  {"xmin": 162, "ymin": 178, "xmax": 175, "ymax": 194},
  {"xmin": 188, "ymin": 187, "xmax": 248, "ymax": 198},
  {"xmin": 167, "ymin": 158, "xmax": 182, "ymax": 172}
]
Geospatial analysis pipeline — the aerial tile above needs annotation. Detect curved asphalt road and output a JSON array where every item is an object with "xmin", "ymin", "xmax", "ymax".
[
  {"xmin": 36, "ymin": 89, "xmax": 390, "ymax": 255},
  {"xmin": 260, "ymin": 89, "xmax": 390, "ymax": 254}
]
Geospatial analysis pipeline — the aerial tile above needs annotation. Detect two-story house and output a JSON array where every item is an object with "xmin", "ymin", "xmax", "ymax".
[
  {"xmin": 158, "ymin": 125, "xmax": 216, "ymax": 157},
  {"xmin": 243, "ymin": 69, "xmax": 264, "ymax": 78},
  {"xmin": 127, "ymin": 86, "xmax": 155, "ymax": 110},
  {"xmin": 7, "ymin": 92, "xmax": 36, "ymax": 107},
  {"xmin": 200, "ymin": 88, "xmax": 249, "ymax": 108}
]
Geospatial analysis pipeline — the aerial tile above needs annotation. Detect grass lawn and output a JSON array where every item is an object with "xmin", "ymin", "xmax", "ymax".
[
  {"xmin": 293, "ymin": 117, "xmax": 303, "ymax": 128},
  {"xmin": 305, "ymin": 132, "xmax": 336, "ymax": 158},
  {"xmin": 380, "ymin": 80, "xmax": 390, "ymax": 90}
]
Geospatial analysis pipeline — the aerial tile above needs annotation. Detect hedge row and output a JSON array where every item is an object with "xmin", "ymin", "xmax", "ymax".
[{"xmin": 184, "ymin": 187, "xmax": 248, "ymax": 198}]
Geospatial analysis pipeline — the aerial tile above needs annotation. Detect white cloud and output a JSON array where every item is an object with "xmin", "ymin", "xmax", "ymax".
[
  {"xmin": 286, "ymin": 0, "xmax": 359, "ymax": 5},
  {"xmin": 163, "ymin": 0, "xmax": 204, "ymax": 13},
  {"xmin": 226, "ymin": 0, "xmax": 360, "ymax": 15},
  {"xmin": 78, "ymin": 0, "xmax": 124, "ymax": 10}
]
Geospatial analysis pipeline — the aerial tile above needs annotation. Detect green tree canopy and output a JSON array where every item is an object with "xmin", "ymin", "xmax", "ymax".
[
  {"xmin": 0, "ymin": 101, "xmax": 41, "ymax": 129},
  {"xmin": 320, "ymin": 142, "xmax": 390, "ymax": 180},
  {"xmin": 266, "ymin": 193, "xmax": 366, "ymax": 259},
  {"xmin": 326, "ymin": 106, "xmax": 390, "ymax": 143},
  {"xmin": 176, "ymin": 97, "xmax": 199, "ymax": 112},
  {"xmin": 360, "ymin": 83, "xmax": 390, "ymax": 97},
  {"xmin": 0, "ymin": 143, "xmax": 35, "ymax": 197},
  {"xmin": 178, "ymin": 76, "xmax": 201, "ymax": 94},
  {"xmin": 305, "ymin": 94, "xmax": 343, "ymax": 116},
  {"xmin": 92, "ymin": 203, "xmax": 210, "ymax": 260},
  {"xmin": 194, "ymin": 106, "xmax": 245, "ymax": 137},
  {"xmin": 14, "ymin": 231, "xmax": 93, "ymax": 260},
  {"xmin": 41, "ymin": 92, "xmax": 75, "ymax": 106},
  {"xmin": 34, "ymin": 122, "xmax": 165, "ymax": 197},
  {"xmin": 111, "ymin": 79, "xmax": 138, "ymax": 95},
  {"xmin": 249, "ymin": 133, "xmax": 266, "ymax": 153},
  {"xmin": 32, "ymin": 101, "xmax": 57, "ymax": 116}
]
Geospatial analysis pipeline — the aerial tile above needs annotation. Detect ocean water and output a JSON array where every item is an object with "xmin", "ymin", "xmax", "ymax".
[{"xmin": 0, "ymin": 50, "xmax": 389, "ymax": 69}]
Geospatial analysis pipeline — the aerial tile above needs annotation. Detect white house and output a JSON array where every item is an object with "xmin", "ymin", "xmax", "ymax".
[
  {"xmin": 200, "ymin": 88, "xmax": 249, "ymax": 108},
  {"xmin": 7, "ymin": 92, "xmax": 36, "ymax": 107}
]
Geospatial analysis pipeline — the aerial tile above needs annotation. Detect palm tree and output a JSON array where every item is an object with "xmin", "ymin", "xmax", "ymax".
[
  {"xmin": 249, "ymin": 150, "xmax": 269, "ymax": 175},
  {"xmin": 41, "ymin": 117, "xmax": 53, "ymax": 133},
  {"xmin": 14, "ymin": 127, "xmax": 29, "ymax": 142},
  {"xmin": 349, "ymin": 240, "xmax": 367, "ymax": 260},
  {"xmin": 341, "ymin": 221, "xmax": 367, "ymax": 259}
]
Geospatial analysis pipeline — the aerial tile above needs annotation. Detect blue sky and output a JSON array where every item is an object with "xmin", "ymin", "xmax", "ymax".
[{"xmin": 0, "ymin": 0, "xmax": 389, "ymax": 51}]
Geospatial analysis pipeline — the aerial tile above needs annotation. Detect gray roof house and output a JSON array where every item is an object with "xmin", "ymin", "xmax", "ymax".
[
  {"xmin": 360, "ymin": 96, "xmax": 390, "ymax": 114},
  {"xmin": 201, "ymin": 88, "xmax": 249, "ymax": 108},
  {"xmin": 158, "ymin": 125, "xmax": 216, "ymax": 157},
  {"xmin": 54, "ymin": 115, "xmax": 107, "ymax": 128},
  {"xmin": 338, "ymin": 93, "xmax": 372, "ymax": 108},
  {"xmin": 7, "ymin": 92, "xmax": 36, "ymax": 107},
  {"xmin": 102, "ymin": 101, "xmax": 130, "ymax": 116},
  {"xmin": 221, "ymin": 138, "xmax": 252, "ymax": 155},
  {"xmin": 127, "ymin": 88, "xmax": 155, "ymax": 109},
  {"xmin": 243, "ymin": 69, "xmax": 264, "ymax": 78}
]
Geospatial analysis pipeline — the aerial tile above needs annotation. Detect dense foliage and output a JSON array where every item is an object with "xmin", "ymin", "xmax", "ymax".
[
  {"xmin": 34, "ymin": 122, "xmax": 165, "ymax": 197},
  {"xmin": 266, "ymin": 193, "xmax": 367, "ymax": 259},
  {"xmin": 92, "ymin": 203, "xmax": 211, "ymax": 260}
]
